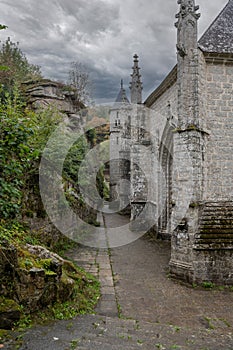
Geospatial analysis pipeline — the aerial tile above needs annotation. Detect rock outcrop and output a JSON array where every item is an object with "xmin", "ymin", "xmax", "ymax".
[
  {"xmin": 22, "ymin": 79, "xmax": 84, "ymax": 116},
  {"xmin": 0, "ymin": 243, "xmax": 93, "ymax": 329}
]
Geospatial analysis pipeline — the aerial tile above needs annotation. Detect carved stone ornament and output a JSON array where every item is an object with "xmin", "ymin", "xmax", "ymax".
[{"xmin": 176, "ymin": 0, "xmax": 200, "ymax": 20}]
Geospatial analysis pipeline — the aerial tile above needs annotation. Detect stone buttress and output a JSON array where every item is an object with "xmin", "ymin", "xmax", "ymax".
[
  {"xmin": 169, "ymin": 0, "xmax": 204, "ymax": 282},
  {"xmin": 170, "ymin": 0, "xmax": 233, "ymax": 285}
]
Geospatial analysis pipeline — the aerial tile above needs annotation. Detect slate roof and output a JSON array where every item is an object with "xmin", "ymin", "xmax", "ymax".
[
  {"xmin": 115, "ymin": 80, "xmax": 130, "ymax": 104},
  {"xmin": 198, "ymin": 0, "xmax": 233, "ymax": 53}
]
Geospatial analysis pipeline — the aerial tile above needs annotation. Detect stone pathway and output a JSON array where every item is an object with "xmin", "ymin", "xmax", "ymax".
[
  {"xmin": 68, "ymin": 245, "xmax": 118, "ymax": 318},
  {"xmin": 6, "ymin": 210, "xmax": 233, "ymax": 349}
]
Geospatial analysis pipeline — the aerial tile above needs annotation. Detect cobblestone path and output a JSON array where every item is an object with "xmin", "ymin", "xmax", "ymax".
[{"xmin": 9, "ymin": 210, "xmax": 233, "ymax": 350}]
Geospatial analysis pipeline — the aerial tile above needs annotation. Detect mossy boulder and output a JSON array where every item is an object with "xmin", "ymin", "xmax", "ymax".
[
  {"xmin": 0, "ymin": 239, "xmax": 100, "ymax": 331},
  {"xmin": 0, "ymin": 297, "xmax": 21, "ymax": 330},
  {"xmin": 1, "ymin": 243, "xmax": 99, "ymax": 317}
]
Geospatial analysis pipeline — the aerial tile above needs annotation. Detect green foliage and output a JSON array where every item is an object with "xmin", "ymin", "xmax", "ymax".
[
  {"xmin": 70, "ymin": 339, "xmax": 80, "ymax": 350},
  {"xmin": 63, "ymin": 136, "xmax": 89, "ymax": 184},
  {"xmin": 86, "ymin": 128, "xmax": 96, "ymax": 147},
  {"xmin": 96, "ymin": 165, "xmax": 109, "ymax": 200},
  {"xmin": 0, "ymin": 58, "xmax": 101, "ymax": 342},
  {"xmin": 0, "ymin": 83, "xmax": 64, "ymax": 219},
  {"xmin": 0, "ymin": 24, "xmax": 8, "ymax": 73},
  {"xmin": 204, "ymin": 316, "xmax": 215, "ymax": 330},
  {"xmin": 0, "ymin": 38, "xmax": 42, "ymax": 93},
  {"xmin": 0, "ymin": 220, "xmax": 30, "ymax": 245},
  {"xmin": 0, "ymin": 88, "xmax": 32, "ymax": 218},
  {"xmin": 25, "ymin": 106, "xmax": 64, "ymax": 163},
  {"xmin": 16, "ymin": 313, "xmax": 32, "ymax": 331},
  {"xmin": 33, "ymin": 267, "xmax": 100, "ymax": 322},
  {"xmin": 0, "ymin": 24, "xmax": 7, "ymax": 30},
  {"xmin": 202, "ymin": 281, "xmax": 215, "ymax": 289}
]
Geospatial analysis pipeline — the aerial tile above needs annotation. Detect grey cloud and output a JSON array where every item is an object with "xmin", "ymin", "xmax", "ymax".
[
  {"xmin": 57, "ymin": 0, "xmax": 120, "ymax": 37},
  {"xmin": 0, "ymin": 0, "xmax": 228, "ymax": 103}
]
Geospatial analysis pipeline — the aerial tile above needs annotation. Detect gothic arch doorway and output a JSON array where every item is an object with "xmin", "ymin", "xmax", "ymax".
[{"xmin": 158, "ymin": 120, "xmax": 174, "ymax": 239}]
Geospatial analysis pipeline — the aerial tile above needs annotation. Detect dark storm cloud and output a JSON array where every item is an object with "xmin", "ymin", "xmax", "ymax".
[
  {"xmin": 58, "ymin": 0, "xmax": 120, "ymax": 35},
  {"xmin": 0, "ymin": 0, "xmax": 228, "ymax": 103}
]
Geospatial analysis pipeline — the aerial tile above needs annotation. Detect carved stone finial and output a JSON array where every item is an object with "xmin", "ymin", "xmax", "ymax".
[{"xmin": 175, "ymin": 0, "xmax": 200, "ymax": 26}]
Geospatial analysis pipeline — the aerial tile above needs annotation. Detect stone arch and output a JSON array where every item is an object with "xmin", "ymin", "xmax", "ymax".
[{"xmin": 158, "ymin": 120, "xmax": 174, "ymax": 239}]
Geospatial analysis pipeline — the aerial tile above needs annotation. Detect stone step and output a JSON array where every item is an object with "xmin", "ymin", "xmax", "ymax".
[
  {"xmin": 200, "ymin": 223, "xmax": 233, "ymax": 228},
  {"xmin": 204, "ymin": 202, "xmax": 233, "ymax": 206},
  {"xmin": 201, "ymin": 213, "xmax": 233, "ymax": 217},
  {"xmin": 201, "ymin": 205, "xmax": 233, "ymax": 209},
  {"xmin": 199, "ymin": 228, "xmax": 233, "ymax": 235},
  {"xmin": 201, "ymin": 205, "xmax": 233, "ymax": 210},
  {"xmin": 201, "ymin": 214, "xmax": 233, "ymax": 218},
  {"xmin": 200, "ymin": 217, "xmax": 233, "ymax": 226},
  {"xmin": 200, "ymin": 215, "xmax": 233, "ymax": 221}
]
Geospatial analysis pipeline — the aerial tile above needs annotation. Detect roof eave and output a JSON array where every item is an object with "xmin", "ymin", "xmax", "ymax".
[
  {"xmin": 144, "ymin": 65, "xmax": 177, "ymax": 108},
  {"xmin": 199, "ymin": 48, "xmax": 233, "ymax": 63}
]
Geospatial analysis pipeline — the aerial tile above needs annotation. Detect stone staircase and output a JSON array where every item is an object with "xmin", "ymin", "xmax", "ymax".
[{"xmin": 195, "ymin": 201, "xmax": 233, "ymax": 247}]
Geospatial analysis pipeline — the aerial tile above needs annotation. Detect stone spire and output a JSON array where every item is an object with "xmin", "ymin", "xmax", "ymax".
[
  {"xmin": 115, "ymin": 79, "xmax": 129, "ymax": 103},
  {"xmin": 130, "ymin": 54, "xmax": 143, "ymax": 104},
  {"xmin": 175, "ymin": 0, "xmax": 200, "ymax": 128}
]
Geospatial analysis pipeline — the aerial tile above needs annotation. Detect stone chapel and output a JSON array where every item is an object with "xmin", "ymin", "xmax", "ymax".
[{"xmin": 109, "ymin": 0, "xmax": 233, "ymax": 285}]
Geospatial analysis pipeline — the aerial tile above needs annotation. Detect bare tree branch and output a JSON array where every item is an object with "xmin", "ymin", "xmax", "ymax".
[{"xmin": 68, "ymin": 62, "xmax": 93, "ymax": 105}]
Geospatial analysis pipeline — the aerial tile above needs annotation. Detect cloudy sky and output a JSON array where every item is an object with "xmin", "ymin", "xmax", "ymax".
[{"xmin": 0, "ymin": 0, "xmax": 228, "ymax": 104}]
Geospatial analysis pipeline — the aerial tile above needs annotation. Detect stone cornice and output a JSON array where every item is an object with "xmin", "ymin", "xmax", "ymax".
[{"xmin": 201, "ymin": 50, "xmax": 233, "ymax": 64}]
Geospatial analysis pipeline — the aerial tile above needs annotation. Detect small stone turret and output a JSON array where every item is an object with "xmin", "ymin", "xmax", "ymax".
[
  {"xmin": 130, "ymin": 54, "xmax": 143, "ymax": 104},
  {"xmin": 115, "ymin": 79, "xmax": 129, "ymax": 104}
]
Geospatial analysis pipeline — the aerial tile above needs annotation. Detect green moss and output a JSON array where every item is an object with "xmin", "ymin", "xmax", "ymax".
[
  {"xmin": 202, "ymin": 281, "xmax": 215, "ymax": 289},
  {"xmin": 45, "ymin": 271, "xmax": 57, "ymax": 276},
  {"xmin": 0, "ymin": 297, "xmax": 20, "ymax": 313},
  {"xmin": 0, "ymin": 329, "xmax": 12, "ymax": 345},
  {"xmin": 40, "ymin": 258, "xmax": 52, "ymax": 270},
  {"xmin": 34, "ymin": 270, "xmax": 100, "ymax": 323},
  {"xmin": 87, "ymin": 218, "xmax": 101, "ymax": 227},
  {"xmin": 0, "ymin": 221, "xmax": 100, "ymax": 339},
  {"xmin": 18, "ymin": 252, "xmax": 55, "ymax": 275},
  {"xmin": 189, "ymin": 202, "xmax": 200, "ymax": 208},
  {"xmin": 173, "ymin": 125, "xmax": 201, "ymax": 133},
  {"xmin": 0, "ymin": 329, "xmax": 9, "ymax": 338}
]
